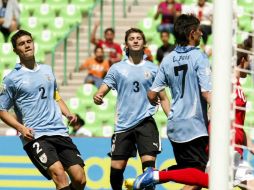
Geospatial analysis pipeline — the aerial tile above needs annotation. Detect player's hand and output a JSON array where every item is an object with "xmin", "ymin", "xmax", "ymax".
[
  {"xmin": 150, "ymin": 96, "xmax": 160, "ymax": 106},
  {"xmin": 20, "ymin": 126, "xmax": 34, "ymax": 141},
  {"xmin": 66, "ymin": 114, "xmax": 77, "ymax": 125},
  {"xmin": 93, "ymin": 93, "xmax": 104, "ymax": 105}
]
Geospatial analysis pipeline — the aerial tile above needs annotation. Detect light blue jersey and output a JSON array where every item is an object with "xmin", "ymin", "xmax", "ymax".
[
  {"xmin": 0, "ymin": 63, "xmax": 68, "ymax": 145},
  {"xmin": 151, "ymin": 46, "xmax": 212, "ymax": 142},
  {"xmin": 103, "ymin": 57, "xmax": 158, "ymax": 132}
]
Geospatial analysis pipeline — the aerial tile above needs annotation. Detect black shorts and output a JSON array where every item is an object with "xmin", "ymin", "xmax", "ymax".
[
  {"xmin": 169, "ymin": 136, "xmax": 209, "ymax": 171},
  {"xmin": 109, "ymin": 116, "xmax": 161, "ymax": 160},
  {"xmin": 24, "ymin": 135, "xmax": 85, "ymax": 180}
]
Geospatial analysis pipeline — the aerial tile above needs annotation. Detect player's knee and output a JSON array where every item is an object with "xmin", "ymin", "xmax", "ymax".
[
  {"xmin": 70, "ymin": 171, "xmax": 86, "ymax": 190},
  {"xmin": 50, "ymin": 168, "xmax": 69, "ymax": 187},
  {"xmin": 142, "ymin": 160, "xmax": 155, "ymax": 172},
  {"xmin": 110, "ymin": 167, "xmax": 125, "ymax": 190}
]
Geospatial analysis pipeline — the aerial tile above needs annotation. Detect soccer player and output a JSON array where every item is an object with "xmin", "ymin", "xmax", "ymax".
[
  {"xmin": 132, "ymin": 15, "xmax": 254, "ymax": 189},
  {"xmin": 93, "ymin": 28, "xmax": 170, "ymax": 190},
  {"xmin": 132, "ymin": 14, "xmax": 212, "ymax": 190},
  {"xmin": 0, "ymin": 30, "xmax": 86, "ymax": 190}
]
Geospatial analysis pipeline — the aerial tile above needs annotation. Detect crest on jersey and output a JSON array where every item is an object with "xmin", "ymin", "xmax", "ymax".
[
  {"xmin": 144, "ymin": 71, "xmax": 151, "ymax": 79},
  {"xmin": 0, "ymin": 83, "xmax": 6, "ymax": 95},
  {"xmin": 39, "ymin": 153, "xmax": 48, "ymax": 164}
]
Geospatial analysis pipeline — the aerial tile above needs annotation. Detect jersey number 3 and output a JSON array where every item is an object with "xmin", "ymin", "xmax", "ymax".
[
  {"xmin": 174, "ymin": 64, "xmax": 188, "ymax": 98},
  {"xmin": 133, "ymin": 81, "xmax": 140, "ymax": 92},
  {"xmin": 39, "ymin": 87, "xmax": 47, "ymax": 99}
]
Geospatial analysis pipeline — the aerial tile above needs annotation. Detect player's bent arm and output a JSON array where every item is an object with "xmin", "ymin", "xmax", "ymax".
[
  {"xmin": 158, "ymin": 90, "xmax": 170, "ymax": 116},
  {"xmin": 201, "ymin": 91, "xmax": 212, "ymax": 105},
  {"xmin": 0, "ymin": 110, "xmax": 34, "ymax": 140},
  {"xmin": 93, "ymin": 83, "xmax": 110, "ymax": 105},
  {"xmin": 147, "ymin": 90, "xmax": 159, "ymax": 106}
]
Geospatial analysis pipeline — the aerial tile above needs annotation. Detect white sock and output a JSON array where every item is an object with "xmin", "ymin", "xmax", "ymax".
[{"xmin": 153, "ymin": 171, "xmax": 159, "ymax": 182}]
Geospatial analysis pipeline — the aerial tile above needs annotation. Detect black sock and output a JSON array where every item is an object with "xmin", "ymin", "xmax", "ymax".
[
  {"xmin": 110, "ymin": 167, "xmax": 125, "ymax": 190},
  {"xmin": 142, "ymin": 160, "xmax": 155, "ymax": 172},
  {"xmin": 69, "ymin": 183, "xmax": 75, "ymax": 190},
  {"xmin": 59, "ymin": 186, "xmax": 71, "ymax": 190}
]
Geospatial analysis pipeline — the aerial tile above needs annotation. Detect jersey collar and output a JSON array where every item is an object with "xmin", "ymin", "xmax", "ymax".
[{"xmin": 15, "ymin": 63, "xmax": 40, "ymax": 72}]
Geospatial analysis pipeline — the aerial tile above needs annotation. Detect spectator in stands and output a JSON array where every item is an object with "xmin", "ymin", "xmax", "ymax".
[
  {"xmin": 243, "ymin": 35, "xmax": 253, "ymax": 51},
  {"xmin": 69, "ymin": 114, "xmax": 92, "ymax": 137},
  {"xmin": 91, "ymin": 21, "xmax": 122, "ymax": 65},
  {"xmin": 144, "ymin": 47, "xmax": 154, "ymax": 62},
  {"xmin": 154, "ymin": 0, "xmax": 182, "ymax": 34},
  {"xmin": 184, "ymin": 0, "xmax": 213, "ymax": 46},
  {"xmin": 156, "ymin": 31, "xmax": 175, "ymax": 64},
  {"xmin": 0, "ymin": 0, "xmax": 20, "ymax": 42},
  {"xmin": 79, "ymin": 46, "xmax": 110, "ymax": 88}
]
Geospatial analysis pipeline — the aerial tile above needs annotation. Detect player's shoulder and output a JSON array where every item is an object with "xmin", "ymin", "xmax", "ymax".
[
  {"xmin": 39, "ymin": 63, "xmax": 54, "ymax": 72},
  {"xmin": 144, "ymin": 60, "xmax": 158, "ymax": 69}
]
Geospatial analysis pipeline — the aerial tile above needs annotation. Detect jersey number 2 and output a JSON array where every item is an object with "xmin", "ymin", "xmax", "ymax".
[
  {"xmin": 174, "ymin": 64, "xmax": 188, "ymax": 98},
  {"xmin": 39, "ymin": 87, "xmax": 47, "ymax": 99}
]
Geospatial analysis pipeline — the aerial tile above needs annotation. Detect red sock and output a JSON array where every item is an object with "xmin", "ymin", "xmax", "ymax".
[{"xmin": 158, "ymin": 168, "xmax": 208, "ymax": 188}]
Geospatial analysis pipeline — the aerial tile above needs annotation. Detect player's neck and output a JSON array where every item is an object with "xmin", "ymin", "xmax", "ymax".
[
  {"xmin": 128, "ymin": 51, "xmax": 143, "ymax": 64},
  {"xmin": 20, "ymin": 58, "xmax": 36, "ymax": 70}
]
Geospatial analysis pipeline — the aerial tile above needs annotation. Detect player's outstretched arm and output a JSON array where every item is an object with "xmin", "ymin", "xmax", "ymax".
[
  {"xmin": 93, "ymin": 83, "xmax": 110, "ymax": 105},
  {"xmin": 0, "ymin": 110, "xmax": 34, "ymax": 141},
  {"xmin": 158, "ymin": 89, "xmax": 170, "ymax": 116}
]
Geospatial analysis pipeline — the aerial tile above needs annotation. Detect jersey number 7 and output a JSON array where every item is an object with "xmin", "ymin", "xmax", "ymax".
[{"xmin": 174, "ymin": 64, "xmax": 188, "ymax": 98}]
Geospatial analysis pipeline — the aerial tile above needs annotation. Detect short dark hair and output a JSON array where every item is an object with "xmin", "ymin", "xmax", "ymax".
[
  {"xmin": 104, "ymin": 27, "xmax": 115, "ymax": 34},
  {"xmin": 125, "ymin": 28, "xmax": 146, "ymax": 45},
  {"xmin": 160, "ymin": 31, "xmax": 170, "ymax": 37},
  {"xmin": 94, "ymin": 46, "xmax": 103, "ymax": 53},
  {"xmin": 124, "ymin": 28, "xmax": 147, "ymax": 56},
  {"xmin": 236, "ymin": 44, "xmax": 248, "ymax": 66},
  {"xmin": 11, "ymin": 30, "xmax": 33, "ymax": 49},
  {"xmin": 173, "ymin": 14, "xmax": 200, "ymax": 46}
]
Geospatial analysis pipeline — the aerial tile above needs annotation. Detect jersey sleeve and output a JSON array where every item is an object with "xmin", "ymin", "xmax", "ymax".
[
  {"xmin": 150, "ymin": 61, "xmax": 167, "ymax": 92},
  {"xmin": 103, "ymin": 65, "xmax": 117, "ymax": 90},
  {"xmin": 196, "ymin": 53, "xmax": 212, "ymax": 92},
  {"xmin": 0, "ymin": 78, "xmax": 15, "ymax": 111}
]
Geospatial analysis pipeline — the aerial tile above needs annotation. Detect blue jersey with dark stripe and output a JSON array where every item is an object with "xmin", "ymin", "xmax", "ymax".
[{"xmin": 151, "ymin": 46, "xmax": 212, "ymax": 142}]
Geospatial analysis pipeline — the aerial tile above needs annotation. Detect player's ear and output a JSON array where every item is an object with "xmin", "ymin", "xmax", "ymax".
[{"xmin": 13, "ymin": 48, "xmax": 17, "ymax": 55}]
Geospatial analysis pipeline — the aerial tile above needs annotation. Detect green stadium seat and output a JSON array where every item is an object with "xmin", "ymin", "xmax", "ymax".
[
  {"xmin": 36, "ymin": 29, "xmax": 58, "ymax": 53},
  {"xmin": 59, "ymin": 4, "xmax": 82, "ymax": 27},
  {"xmin": 33, "ymin": 4, "xmax": 56, "ymax": 26},
  {"xmin": 76, "ymin": 83, "xmax": 97, "ymax": 98},
  {"xmin": 137, "ymin": 17, "xmax": 158, "ymax": 42},
  {"xmin": 48, "ymin": 17, "xmax": 70, "ymax": 40},
  {"xmin": 238, "ymin": 15, "xmax": 252, "ymax": 32},
  {"xmin": 71, "ymin": 0, "xmax": 94, "ymax": 14},
  {"xmin": 20, "ymin": 16, "xmax": 43, "ymax": 37},
  {"xmin": 0, "ymin": 43, "xmax": 17, "ymax": 66},
  {"xmin": 46, "ymin": 0, "xmax": 68, "ymax": 13},
  {"xmin": 21, "ymin": 0, "xmax": 42, "ymax": 13},
  {"xmin": 0, "ymin": 32, "xmax": 4, "ymax": 43}
]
